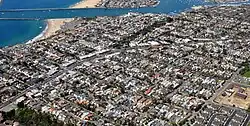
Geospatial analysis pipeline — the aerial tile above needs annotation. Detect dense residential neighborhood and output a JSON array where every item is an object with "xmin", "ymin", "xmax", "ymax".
[
  {"xmin": 1, "ymin": 3, "xmax": 250, "ymax": 126},
  {"xmin": 97, "ymin": 0, "xmax": 159, "ymax": 8}
]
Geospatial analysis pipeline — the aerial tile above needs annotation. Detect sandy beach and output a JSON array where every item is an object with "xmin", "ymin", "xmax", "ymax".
[{"xmin": 39, "ymin": 0, "xmax": 102, "ymax": 40}]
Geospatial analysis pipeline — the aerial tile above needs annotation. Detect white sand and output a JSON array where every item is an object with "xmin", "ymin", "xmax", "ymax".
[{"xmin": 39, "ymin": 0, "xmax": 102, "ymax": 40}]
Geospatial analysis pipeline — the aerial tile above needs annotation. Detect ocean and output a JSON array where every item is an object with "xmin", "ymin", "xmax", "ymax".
[{"xmin": 0, "ymin": 0, "xmax": 249, "ymax": 47}]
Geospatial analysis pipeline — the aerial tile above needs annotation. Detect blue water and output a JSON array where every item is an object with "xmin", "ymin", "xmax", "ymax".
[
  {"xmin": 0, "ymin": 0, "xmax": 249, "ymax": 47},
  {"xmin": 0, "ymin": 0, "xmax": 80, "ymax": 47},
  {"xmin": 0, "ymin": 0, "xmax": 80, "ymax": 9}
]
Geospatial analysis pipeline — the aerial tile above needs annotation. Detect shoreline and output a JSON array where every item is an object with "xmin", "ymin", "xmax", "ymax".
[
  {"xmin": 29, "ymin": 0, "xmax": 102, "ymax": 43},
  {"xmin": 26, "ymin": 22, "xmax": 48, "ymax": 44}
]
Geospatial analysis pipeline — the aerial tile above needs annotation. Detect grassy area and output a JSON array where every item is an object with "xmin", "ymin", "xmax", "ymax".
[
  {"xmin": 243, "ymin": 71, "xmax": 250, "ymax": 78},
  {"xmin": 241, "ymin": 63, "xmax": 250, "ymax": 78},
  {"xmin": 1, "ymin": 103, "xmax": 76, "ymax": 126}
]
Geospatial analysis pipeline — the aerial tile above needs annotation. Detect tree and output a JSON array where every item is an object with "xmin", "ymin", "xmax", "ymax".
[
  {"xmin": 247, "ymin": 105, "xmax": 250, "ymax": 113},
  {"xmin": 169, "ymin": 122, "xmax": 178, "ymax": 126},
  {"xmin": 4, "ymin": 109, "xmax": 15, "ymax": 120},
  {"xmin": 17, "ymin": 102, "xmax": 25, "ymax": 108}
]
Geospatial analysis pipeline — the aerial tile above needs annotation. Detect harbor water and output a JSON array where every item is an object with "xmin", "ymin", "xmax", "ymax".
[{"xmin": 0, "ymin": 0, "xmax": 249, "ymax": 47}]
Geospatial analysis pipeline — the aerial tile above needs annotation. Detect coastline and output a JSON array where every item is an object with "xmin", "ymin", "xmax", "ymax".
[
  {"xmin": 33, "ymin": 0, "xmax": 102, "ymax": 42},
  {"xmin": 26, "ymin": 22, "xmax": 48, "ymax": 44}
]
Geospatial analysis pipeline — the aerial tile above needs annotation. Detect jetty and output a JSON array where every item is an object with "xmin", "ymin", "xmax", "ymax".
[{"xmin": 0, "ymin": 7, "xmax": 107, "ymax": 12}]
